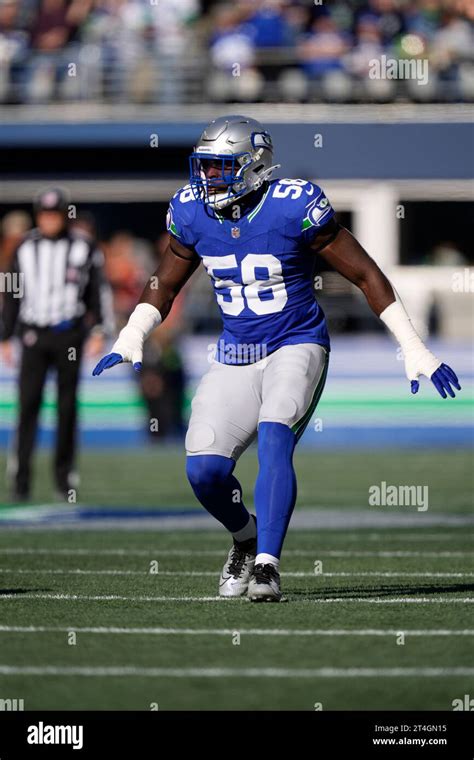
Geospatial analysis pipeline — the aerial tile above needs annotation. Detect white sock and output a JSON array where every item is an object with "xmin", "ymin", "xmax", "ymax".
[
  {"xmin": 255, "ymin": 553, "xmax": 279, "ymax": 570},
  {"xmin": 232, "ymin": 515, "xmax": 256, "ymax": 542}
]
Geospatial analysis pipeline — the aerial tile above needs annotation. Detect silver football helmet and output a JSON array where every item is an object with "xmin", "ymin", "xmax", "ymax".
[{"xmin": 189, "ymin": 115, "xmax": 280, "ymax": 210}]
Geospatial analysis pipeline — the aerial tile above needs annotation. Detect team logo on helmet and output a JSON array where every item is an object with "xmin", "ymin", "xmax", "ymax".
[{"xmin": 251, "ymin": 132, "xmax": 273, "ymax": 150}]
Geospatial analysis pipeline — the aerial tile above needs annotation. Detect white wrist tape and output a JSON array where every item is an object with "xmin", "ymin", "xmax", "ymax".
[
  {"xmin": 112, "ymin": 303, "xmax": 162, "ymax": 364},
  {"xmin": 379, "ymin": 297, "xmax": 440, "ymax": 379},
  {"xmin": 127, "ymin": 303, "xmax": 162, "ymax": 338},
  {"xmin": 379, "ymin": 299, "xmax": 425, "ymax": 354}
]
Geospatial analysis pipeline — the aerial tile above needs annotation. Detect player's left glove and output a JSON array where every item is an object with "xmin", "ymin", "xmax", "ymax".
[
  {"xmin": 403, "ymin": 346, "xmax": 461, "ymax": 398},
  {"xmin": 380, "ymin": 298, "xmax": 461, "ymax": 399}
]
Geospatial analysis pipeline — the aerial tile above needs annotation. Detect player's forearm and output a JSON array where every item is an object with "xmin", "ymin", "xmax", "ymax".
[
  {"xmin": 352, "ymin": 262, "xmax": 438, "ymax": 371},
  {"xmin": 138, "ymin": 274, "xmax": 177, "ymax": 323}
]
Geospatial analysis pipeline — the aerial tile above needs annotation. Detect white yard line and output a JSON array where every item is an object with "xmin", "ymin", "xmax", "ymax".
[
  {"xmin": 0, "ymin": 625, "xmax": 472, "ymax": 637},
  {"xmin": 333, "ymin": 533, "xmax": 473, "ymax": 542},
  {"xmin": 0, "ymin": 547, "xmax": 470, "ymax": 558},
  {"xmin": 0, "ymin": 665, "xmax": 472, "ymax": 678},
  {"xmin": 0, "ymin": 568, "xmax": 472, "ymax": 578},
  {"xmin": 0, "ymin": 593, "xmax": 472, "ymax": 603},
  {"xmin": 290, "ymin": 572, "xmax": 474, "ymax": 577},
  {"xmin": 0, "ymin": 593, "xmax": 224, "ymax": 602}
]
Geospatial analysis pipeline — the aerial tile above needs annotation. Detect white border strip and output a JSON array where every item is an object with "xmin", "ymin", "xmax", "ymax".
[
  {"xmin": 0, "ymin": 548, "xmax": 470, "ymax": 558},
  {"xmin": 0, "ymin": 568, "xmax": 472, "ymax": 578},
  {"xmin": 0, "ymin": 666, "xmax": 472, "ymax": 678},
  {"xmin": 0, "ymin": 593, "xmax": 472, "ymax": 604},
  {"xmin": 0, "ymin": 625, "xmax": 472, "ymax": 637}
]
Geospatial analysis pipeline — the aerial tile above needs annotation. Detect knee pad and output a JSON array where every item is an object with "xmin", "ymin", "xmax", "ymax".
[
  {"xmin": 186, "ymin": 454, "xmax": 235, "ymax": 490},
  {"xmin": 185, "ymin": 422, "xmax": 216, "ymax": 454}
]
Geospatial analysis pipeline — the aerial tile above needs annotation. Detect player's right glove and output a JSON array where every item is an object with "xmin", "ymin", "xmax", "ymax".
[{"xmin": 92, "ymin": 303, "xmax": 162, "ymax": 376}]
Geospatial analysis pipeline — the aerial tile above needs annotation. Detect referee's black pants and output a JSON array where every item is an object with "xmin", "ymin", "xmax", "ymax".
[{"xmin": 15, "ymin": 323, "xmax": 85, "ymax": 496}]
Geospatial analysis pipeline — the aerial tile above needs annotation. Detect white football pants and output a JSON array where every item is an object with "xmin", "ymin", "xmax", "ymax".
[{"xmin": 185, "ymin": 342, "xmax": 329, "ymax": 460}]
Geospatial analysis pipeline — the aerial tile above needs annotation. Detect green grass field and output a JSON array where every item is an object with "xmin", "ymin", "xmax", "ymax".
[
  {"xmin": 0, "ymin": 446, "xmax": 472, "ymax": 511},
  {"xmin": 0, "ymin": 447, "xmax": 472, "ymax": 710}
]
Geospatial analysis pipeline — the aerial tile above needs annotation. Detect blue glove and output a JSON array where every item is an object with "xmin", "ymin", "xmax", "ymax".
[
  {"xmin": 411, "ymin": 363, "xmax": 461, "ymax": 399},
  {"xmin": 92, "ymin": 352, "xmax": 142, "ymax": 376}
]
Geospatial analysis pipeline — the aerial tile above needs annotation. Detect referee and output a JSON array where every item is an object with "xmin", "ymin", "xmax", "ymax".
[{"xmin": 0, "ymin": 187, "xmax": 114, "ymax": 502}]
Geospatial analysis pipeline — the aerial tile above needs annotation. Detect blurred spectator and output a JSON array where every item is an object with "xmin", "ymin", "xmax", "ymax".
[
  {"xmin": 69, "ymin": 210, "xmax": 97, "ymax": 242},
  {"xmin": 431, "ymin": 10, "xmax": 474, "ymax": 100},
  {"xmin": 0, "ymin": 0, "xmax": 472, "ymax": 104},
  {"xmin": 297, "ymin": 13, "xmax": 352, "ymax": 100},
  {"xmin": 0, "ymin": 0, "xmax": 29, "ymax": 102},
  {"xmin": 139, "ymin": 232, "xmax": 186, "ymax": 440},
  {"xmin": 30, "ymin": 0, "xmax": 71, "ymax": 51},
  {"xmin": 298, "ymin": 15, "xmax": 351, "ymax": 79},
  {"xmin": 426, "ymin": 241, "xmax": 468, "ymax": 266},
  {"xmin": 140, "ymin": 334, "xmax": 186, "ymax": 440},
  {"xmin": 26, "ymin": 0, "xmax": 92, "ymax": 101},
  {"xmin": 209, "ymin": 5, "xmax": 254, "ymax": 71},
  {"xmin": 245, "ymin": 1, "xmax": 293, "ymax": 49},
  {"xmin": 102, "ymin": 230, "xmax": 152, "ymax": 327},
  {"xmin": 347, "ymin": 14, "xmax": 396, "ymax": 100},
  {"xmin": 208, "ymin": 4, "xmax": 263, "ymax": 100},
  {"xmin": 0, "ymin": 210, "xmax": 31, "ymax": 271},
  {"xmin": 348, "ymin": 15, "xmax": 385, "ymax": 78},
  {"xmin": 365, "ymin": 0, "xmax": 405, "ymax": 44}
]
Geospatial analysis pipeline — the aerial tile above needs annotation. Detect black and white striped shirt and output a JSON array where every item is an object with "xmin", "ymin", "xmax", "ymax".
[{"xmin": 0, "ymin": 228, "xmax": 115, "ymax": 339}]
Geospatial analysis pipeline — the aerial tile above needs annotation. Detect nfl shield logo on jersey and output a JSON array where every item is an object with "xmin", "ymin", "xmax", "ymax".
[{"xmin": 231, "ymin": 227, "xmax": 240, "ymax": 239}]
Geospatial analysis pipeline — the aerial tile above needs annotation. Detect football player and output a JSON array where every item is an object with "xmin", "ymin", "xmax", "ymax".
[{"xmin": 93, "ymin": 115, "xmax": 461, "ymax": 602}]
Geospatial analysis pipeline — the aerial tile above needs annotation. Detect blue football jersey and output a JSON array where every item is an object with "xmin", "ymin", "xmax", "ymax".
[{"xmin": 167, "ymin": 178, "xmax": 335, "ymax": 364}]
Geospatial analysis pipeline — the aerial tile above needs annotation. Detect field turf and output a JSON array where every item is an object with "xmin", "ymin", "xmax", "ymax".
[
  {"xmin": 0, "ymin": 447, "xmax": 472, "ymax": 511},
  {"xmin": 0, "ymin": 448, "xmax": 472, "ymax": 710}
]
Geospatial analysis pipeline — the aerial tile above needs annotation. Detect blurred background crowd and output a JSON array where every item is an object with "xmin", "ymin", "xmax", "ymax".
[{"xmin": 0, "ymin": 0, "xmax": 473, "ymax": 105}]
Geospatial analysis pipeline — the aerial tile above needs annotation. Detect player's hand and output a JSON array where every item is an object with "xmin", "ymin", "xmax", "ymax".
[
  {"xmin": 404, "ymin": 347, "xmax": 461, "ymax": 398},
  {"xmin": 92, "ymin": 325, "xmax": 143, "ymax": 376}
]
